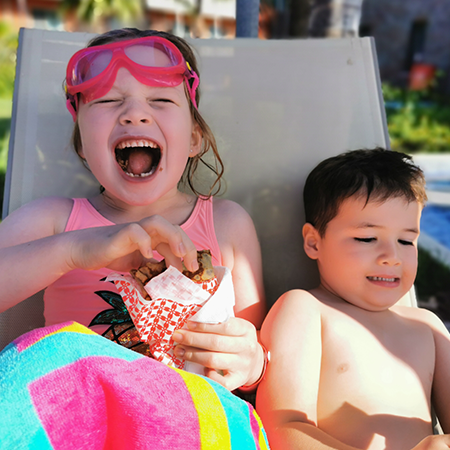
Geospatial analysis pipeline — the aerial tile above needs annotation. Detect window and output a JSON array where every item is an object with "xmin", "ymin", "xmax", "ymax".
[{"xmin": 404, "ymin": 19, "xmax": 428, "ymax": 70}]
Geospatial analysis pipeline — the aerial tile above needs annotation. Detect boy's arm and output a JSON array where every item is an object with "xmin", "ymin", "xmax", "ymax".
[
  {"xmin": 423, "ymin": 308, "xmax": 450, "ymax": 433},
  {"xmin": 256, "ymin": 290, "xmax": 361, "ymax": 450}
]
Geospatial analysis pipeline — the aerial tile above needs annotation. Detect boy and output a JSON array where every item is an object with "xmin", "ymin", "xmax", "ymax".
[{"xmin": 256, "ymin": 149, "xmax": 450, "ymax": 450}]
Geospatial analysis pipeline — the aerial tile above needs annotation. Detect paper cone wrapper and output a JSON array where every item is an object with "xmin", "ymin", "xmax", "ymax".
[{"xmin": 106, "ymin": 266, "xmax": 234, "ymax": 373}]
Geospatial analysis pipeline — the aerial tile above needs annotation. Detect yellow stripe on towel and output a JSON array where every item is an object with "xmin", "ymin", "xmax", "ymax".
[{"xmin": 176, "ymin": 369, "xmax": 232, "ymax": 450}]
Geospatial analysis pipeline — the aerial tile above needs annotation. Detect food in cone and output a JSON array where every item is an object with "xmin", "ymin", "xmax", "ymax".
[{"xmin": 107, "ymin": 250, "xmax": 234, "ymax": 373}]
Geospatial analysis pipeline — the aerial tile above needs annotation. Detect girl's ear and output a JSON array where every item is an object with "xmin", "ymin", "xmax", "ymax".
[
  {"xmin": 189, "ymin": 122, "xmax": 202, "ymax": 157},
  {"xmin": 303, "ymin": 223, "xmax": 321, "ymax": 260}
]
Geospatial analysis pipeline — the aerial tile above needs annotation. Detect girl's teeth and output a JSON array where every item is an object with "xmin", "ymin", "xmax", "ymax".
[
  {"xmin": 125, "ymin": 171, "xmax": 153, "ymax": 178},
  {"xmin": 117, "ymin": 139, "xmax": 157, "ymax": 149}
]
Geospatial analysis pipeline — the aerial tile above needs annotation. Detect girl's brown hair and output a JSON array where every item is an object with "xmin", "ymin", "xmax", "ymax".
[{"xmin": 69, "ymin": 28, "xmax": 223, "ymax": 197}]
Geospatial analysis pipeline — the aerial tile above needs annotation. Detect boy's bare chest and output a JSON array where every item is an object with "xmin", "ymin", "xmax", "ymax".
[{"xmin": 317, "ymin": 306, "xmax": 435, "ymax": 448}]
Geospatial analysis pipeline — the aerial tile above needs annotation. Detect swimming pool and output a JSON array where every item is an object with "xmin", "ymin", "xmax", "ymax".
[{"xmin": 421, "ymin": 205, "xmax": 450, "ymax": 249}]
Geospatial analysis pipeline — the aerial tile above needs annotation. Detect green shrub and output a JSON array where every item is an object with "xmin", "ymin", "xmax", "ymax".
[
  {"xmin": 0, "ymin": 21, "xmax": 18, "ymax": 100},
  {"xmin": 383, "ymin": 82, "xmax": 450, "ymax": 154}
]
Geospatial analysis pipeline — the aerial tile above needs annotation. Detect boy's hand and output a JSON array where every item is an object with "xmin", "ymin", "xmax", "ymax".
[
  {"xmin": 67, "ymin": 215, "xmax": 199, "ymax": 273},
  {"xmin": 412, "ymin": 435, "xmax": 450, "ymax": 449},
  {"xmin": 172, "ymin": 317, "xmax": 261, "ymax": 391}
]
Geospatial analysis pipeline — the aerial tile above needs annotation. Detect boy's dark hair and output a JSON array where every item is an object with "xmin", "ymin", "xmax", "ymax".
[
  {"xmin": 68, "ymin": 28, "xmax": 223, "ymax": 197},
  {"xmin": 303, "ymin": 148, "xmax": 427, "ymax": 236}
]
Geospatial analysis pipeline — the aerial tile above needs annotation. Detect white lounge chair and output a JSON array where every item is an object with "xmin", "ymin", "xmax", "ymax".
[{"xmin": 1, "ymin": 28, "xmax": 398, "ymax": 349}]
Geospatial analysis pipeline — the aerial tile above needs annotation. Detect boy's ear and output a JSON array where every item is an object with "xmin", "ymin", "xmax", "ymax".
[
  {"xmin": 189, "ymin": 122, "xmax": 202, "ymax": 157},
  {"xmin": 303, "ymin": 223, "xmax": 321, "ymax": 260}
]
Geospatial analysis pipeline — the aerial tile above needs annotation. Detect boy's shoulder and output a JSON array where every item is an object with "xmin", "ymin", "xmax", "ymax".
[
  {"xmin": 392, "ymin": 304, "xmax": 449, "ymax": 332},
  {"xmin": 263, "ymin": 289, "xmax": 323, "ymax": 331}
]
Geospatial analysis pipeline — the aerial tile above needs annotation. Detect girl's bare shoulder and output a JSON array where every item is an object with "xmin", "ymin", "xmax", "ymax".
[
  {"xmin": 212, "ymin": 197, "xmax": 254, "ymax": 226},
  {"xmin": 212, "ymin": 197, "xmax": 259, "ymax": 246},
  {"xmin": 0, "ymin": 197, "xmax": 74, "ymax": 245}
]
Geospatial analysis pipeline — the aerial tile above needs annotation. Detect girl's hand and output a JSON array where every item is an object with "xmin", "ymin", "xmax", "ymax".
[
  {"xmin": 172, "ymin": 317, "xmax": 264, "ymax": 391},
  {"xmin": 68, "ymin": 215, "xmax": 199, "ymax": 273},
  {"xmin": 412, "ymin": 435, "xmax": 450, "ymax": 450}
]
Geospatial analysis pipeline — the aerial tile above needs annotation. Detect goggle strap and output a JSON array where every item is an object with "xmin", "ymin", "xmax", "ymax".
[{"xmin": 187, "ymin": 70, "xmax": 199, "ymax": 109}]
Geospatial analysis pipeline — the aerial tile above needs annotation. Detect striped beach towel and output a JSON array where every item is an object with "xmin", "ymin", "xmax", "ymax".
[{"xmin": 0, "ymin": 321, "xmax": 269, "ymax": 449}]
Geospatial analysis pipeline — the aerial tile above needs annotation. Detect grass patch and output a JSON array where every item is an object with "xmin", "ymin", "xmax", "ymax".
[{"xmin": 0, "ymin": 98, "xmax": 11, "ymax": 215}]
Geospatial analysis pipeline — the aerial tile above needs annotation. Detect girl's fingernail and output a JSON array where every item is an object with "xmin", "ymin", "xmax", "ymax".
[
  {"xmin": 172, "ymin": 331, "xmax": 183, "ymax": 342},
  {"xmin": 173, "ymin": 346, "xmax": 185, "ymax": 357},
  {"xmin": 186, "ymin": 321, "xmax": 199, "ymax": 330}
]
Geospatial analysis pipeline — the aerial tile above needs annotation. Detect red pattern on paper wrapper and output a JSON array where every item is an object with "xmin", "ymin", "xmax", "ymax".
[{"xmin": 111, "ymin": 273, "xmax": 219, "ymax": 369}]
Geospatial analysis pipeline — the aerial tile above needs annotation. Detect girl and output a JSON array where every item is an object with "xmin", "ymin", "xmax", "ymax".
[{"xmin": 0, "ymin": 28, "xmax": 266, "ymax": 391}]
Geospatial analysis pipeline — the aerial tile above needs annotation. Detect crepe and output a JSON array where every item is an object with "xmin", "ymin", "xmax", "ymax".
[{"xmin": 130, "ymin": 250, "xmax": 215, "ymax": 300}]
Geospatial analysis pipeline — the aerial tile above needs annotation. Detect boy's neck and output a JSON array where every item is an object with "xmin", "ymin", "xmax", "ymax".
[{"xmin": 310, "ymin": 284, "xmax": 401, "ymax": 312}]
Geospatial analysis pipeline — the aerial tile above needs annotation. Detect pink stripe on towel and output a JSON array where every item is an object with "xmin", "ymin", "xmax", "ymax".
[{"xmin": 29, "ymin": 356, "xmax": 201, "ymax": 450}]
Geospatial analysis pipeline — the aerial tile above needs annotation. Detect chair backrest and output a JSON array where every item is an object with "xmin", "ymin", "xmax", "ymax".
[{"xmin": 1, "ymin": 28, "xmax": 392, "ymax": 348}]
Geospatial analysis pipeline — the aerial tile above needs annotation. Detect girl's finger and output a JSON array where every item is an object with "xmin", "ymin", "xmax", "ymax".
[
  {"xmin": 172, "ymin": 328, "xmax": 250, "ymax": 354},
  {"xmin": 204, "ymin": 369, "xmax": 243, "ymax": 391},
  {"xmin": 139, "ymin": 217, "xmax": 198, "ymax": 271},
  {"xmin": 186, "ymin": 317, "xmax": 255, "ymax": 337},
  {"xmin": 173, "ymin": 344, "xmax": 237, "ymax": 371},
  {"xmin": 156, "ymin": 243, "xmax": 183, "ymax": 271}
]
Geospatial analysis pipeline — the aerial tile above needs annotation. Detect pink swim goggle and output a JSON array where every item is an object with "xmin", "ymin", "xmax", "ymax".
[{"xmin": 65, "ymin": 36, "xmax": 199, "ymax": 121}]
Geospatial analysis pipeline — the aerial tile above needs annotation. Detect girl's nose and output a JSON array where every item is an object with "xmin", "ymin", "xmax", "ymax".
[{"xmin": 119, "ymin": 101, "xmax": 153, "ymax": 126}]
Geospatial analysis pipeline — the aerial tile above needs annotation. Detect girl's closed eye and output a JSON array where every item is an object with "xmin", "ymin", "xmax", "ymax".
[
  {"xmin": 150, "ymin": 98, "xmax": 177, "ymax": 106},
  {"xmin": 93, "ymin": 98, "xmax": 122, "ymax": 105}
]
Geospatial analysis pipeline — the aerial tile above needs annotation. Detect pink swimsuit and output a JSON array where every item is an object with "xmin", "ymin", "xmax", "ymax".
[{"xmin": 44, "ymin": 197, "xmax": 222, "ymax": 335}]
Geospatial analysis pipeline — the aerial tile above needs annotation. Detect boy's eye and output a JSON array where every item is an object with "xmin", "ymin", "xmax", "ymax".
[
  {"xmin": 354, "ymin": 237, "xmax": 375, "ymax": 243},
  {"xmin": 398, "ymin": 239, "xmax": 414, "ymax": 246}
]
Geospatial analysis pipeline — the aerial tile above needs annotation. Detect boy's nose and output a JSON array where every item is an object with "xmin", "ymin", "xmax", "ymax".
[{"xmin": 377, "ymin": 242, "xmax": 401, "ymax": 266}]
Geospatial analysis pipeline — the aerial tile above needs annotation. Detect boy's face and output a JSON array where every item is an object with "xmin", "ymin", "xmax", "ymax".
[{"xmin": 304, "ymin": 195, "xmax": 422, "ymax": 311}]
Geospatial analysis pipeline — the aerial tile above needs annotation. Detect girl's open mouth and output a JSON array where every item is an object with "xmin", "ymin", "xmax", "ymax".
[{"xmin": 115, "ymin": 139, "xmax": 161, "ymax": 178}]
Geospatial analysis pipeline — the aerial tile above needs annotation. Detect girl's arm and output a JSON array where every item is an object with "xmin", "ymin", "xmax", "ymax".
[
  {"xmin": 0, "ymin": 197, "xmax": 199, "ymax": 313},
  {"xmin": 0, "ymin": 197, "xmax": 75, "ymax": 311},
  {"xmin": 213, "ymin": 199, "xmax": 266, "ymax": 327},
  {"xmin": 172, "ymin": 199, "xmax": 267, "ymax": 390}
]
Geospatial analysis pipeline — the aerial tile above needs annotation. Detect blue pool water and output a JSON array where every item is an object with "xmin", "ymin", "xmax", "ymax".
[
  {"xmin": 421, "ymin": 205, "xmax": 450, "ymax": 249},
  {"xmin": 427, "ymin": 180, "xmax": 450, "ymax": 192}
]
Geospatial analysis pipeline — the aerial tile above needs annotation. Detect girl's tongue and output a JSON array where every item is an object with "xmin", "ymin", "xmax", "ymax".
[
  {"xmin": 127, "ymin": 148, "xmax": 154, "ymax": 176},
  {"xmin": 115, "ymin": 143, "xmax": 161, "ymax": 177}
]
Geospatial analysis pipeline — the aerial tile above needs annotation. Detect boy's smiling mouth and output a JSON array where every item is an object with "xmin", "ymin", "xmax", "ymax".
[
  {"xmin": 115, "ymin": 139, "xmax": 161, "ymax": 178},
  {"xmin": 367, "ymin": 276, "xmax": 398, "ymax": 282}
]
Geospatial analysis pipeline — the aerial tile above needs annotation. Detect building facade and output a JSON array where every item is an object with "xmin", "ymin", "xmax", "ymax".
[{"xmin": 360, "ymin": 0, "xmax": 450, "ymax": 92}]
